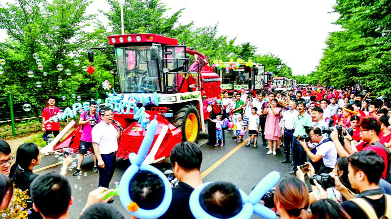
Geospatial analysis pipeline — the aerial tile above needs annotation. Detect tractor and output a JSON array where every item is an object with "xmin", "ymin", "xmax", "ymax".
[{"xmin": 54, "ymin": 33, "xmax": 221, "ymax": 162}]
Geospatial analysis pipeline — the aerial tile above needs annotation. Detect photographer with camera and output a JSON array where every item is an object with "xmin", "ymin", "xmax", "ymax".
[
  {"xmin": 299, "ymin": 127, "xmax": 337, "ymax": 174},
  {"xmin": 296, "ymin": 158, "xmax": 355, "ymax": 205},
  {"xmin": 331, "ymin": 118, "xmax": 389, "ymax": 180},
  {"xmin": 339, "ymin": 151, "xmax": 391, "ymax": 219},
  {"xmin": 73, "ymin": 101, "xmax": 101, "ymax": 176}
]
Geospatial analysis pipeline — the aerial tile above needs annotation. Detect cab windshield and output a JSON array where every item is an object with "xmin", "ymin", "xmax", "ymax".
[{"xmin": 115, "ymin": 46, "xmax": 160, "ymax": 93}]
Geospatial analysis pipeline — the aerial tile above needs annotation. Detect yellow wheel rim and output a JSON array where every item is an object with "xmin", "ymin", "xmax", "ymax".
[{"xmin": 185, "ymin": 113, "xmax": 198, "ymax": 142}]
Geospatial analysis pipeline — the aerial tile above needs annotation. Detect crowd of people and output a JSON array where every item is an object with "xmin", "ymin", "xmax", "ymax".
[
  {"xmin": 207, "ymin": 85, "xmax": 391, "ymax": 218},
  {"xmin": 2, "ymin": 86, "xmax": 391, "ymax": 218}
]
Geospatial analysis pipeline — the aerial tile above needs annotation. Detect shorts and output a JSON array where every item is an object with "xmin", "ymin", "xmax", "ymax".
[
  {"xmin": 78, "ymin": 141, "xmax": 94, "ymax": 155},
  {"xmin": 249, "ymin": 130, "xmax": 258, "ymax": 135}
]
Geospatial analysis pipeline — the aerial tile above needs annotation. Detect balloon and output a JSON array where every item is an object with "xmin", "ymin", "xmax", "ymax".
[
  {"xmin": 65, "ymin": 69, "xmax": 71, "ymax": 75},
  {"xmin": 0, "ymin": 66, "xmax": 4, "ymax": 75},
  {"xmin": 228, "ymin": 122, "xmax": 234, "ymax": 129},
  {"xmin": 36, "ymin": 59, "xmax": 42, "ymax": 65},
  {"xmin": 38, "ymin": 65, "xmax": 43, "ymax": 70},
  {"xmin": 203, "ymin": 106, "xmax": 207, "ymax": 113},
  {"xmin": 240, "ymin": 130, "xmax": 245, "ymax": 135},
  {"xmin": 43, "ymin": 72, "xmax": 47, "ymax": 76},
  {"xmin": 232, "ymin": 65, "xmax": 236, "ymax": 69},
  {"xmin": 82, "ymin": 66, "xmax": 87, "ymax": 71},
  {"xmin": 213, "ymin": 60, "xmax": 218, "ymax": 64},
  {"xmin": 33, "ymin": 54, "xmax": 39, "ymax": 59},
  {"xmin": 57, "ymin": 64, "xmax": 63, "ymax": 71},
  {"xmin": 117, "ymin": 117, "xmax": 172, "ymax": 219},
  {"xmin": 212, "ymin": 64, "xmax": 216, "ymax": 68},
  {"xmin": 232, "ymin": 125, "xmax": 236, "ymax": 130},
  {"xmin": 189, "ymin": 171, "xmax": 280, "ymax": 219},
  {"xmin": 207, "ymin": 105, "xmax": 212, "ymax": 112},
  {"xmin": 0, "ymin": 59, "xmax": 6, "ymax": 65},
  {"xmin": 77, "ymin": 96, "xmax": 81, "ymax": 101},
  {"xmin": 74, "ymin": 60, "xmax": 80, "ymax": 66},
  {"xmin": 36, "ymin": 82, "xmax": 42, "ymax": 87},
  {"xmin": 229, "ymin": 58, "xmax": 234, "ymax": 63},
  {"xmin": 223, "ymin": 118, "xmax": 229, "ymax": 126}
]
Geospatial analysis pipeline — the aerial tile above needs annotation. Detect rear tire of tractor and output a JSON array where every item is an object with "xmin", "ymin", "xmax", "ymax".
[{"xmin": 174, "ymin": 105, "xmax": 200, "ymax": 143}]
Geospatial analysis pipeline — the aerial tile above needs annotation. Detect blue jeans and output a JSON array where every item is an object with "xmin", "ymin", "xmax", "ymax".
[
  {"xmin": 292, "ymin": 137, "xmax": 307, "ymax": 170},
  {"xmin": 98, "ymin": 152, "xmax": 116, "ymax": 188},
  {"xmin": 283, "ymin": 129, "xmax": 294, "ymax": 161},
  {"xmin": 216, "ymin": 129, "xmax": 223, "ymax": 142}
]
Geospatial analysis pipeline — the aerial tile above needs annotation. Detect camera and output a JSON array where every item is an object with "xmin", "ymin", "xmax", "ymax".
[
  {"xmin": 63, "ymin": 148, "xmax": 70, "ymax": 158},
  {"xmin": 90, "ymin": 118, "xmax": 96, "ymax": 127},
  {"xmin": 320, "ymin": 126, "xmax": 333, "ymax": 134},
  {"xmin": 299, "ymin": 163, "xmax": 310, "ymax": 173},
  {"xmin": 298, "ymin": 134, "xmax": 310, "ymax": 142},
  {"xmin": 310, "ymin": 173, "xmax": 335, "ymax": 189},
  {"xmin": 298, "ymin": 126, "xmax": 312, "ymax": 142},
  {"xmin": 261, "ymin": 188, "xmax": 275, "ymax": 208},
  {"xmin": 344, "ymin": 128, "xmax": 353, "ymax": 137},
  {"xmin": 335, "ymin": 125, "xmax": 343, "ymax": 136}
]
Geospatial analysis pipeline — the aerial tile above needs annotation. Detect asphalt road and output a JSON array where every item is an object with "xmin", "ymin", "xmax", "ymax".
[{"xmin": 35, "ymin": 130, "xmax": 292, "ymax": 218}]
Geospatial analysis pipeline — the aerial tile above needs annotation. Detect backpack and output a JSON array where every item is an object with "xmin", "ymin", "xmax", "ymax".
[
  {"xmin": 350, "ymin": 194, "xmax": 391, "ymax": 219},
  {"xmin": 369, "ymin": 142, "xmax": 391, "ymax": 183}
]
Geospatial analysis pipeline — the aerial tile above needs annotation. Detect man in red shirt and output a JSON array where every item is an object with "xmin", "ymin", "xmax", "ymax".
[
  {"xmin": 331, "ymin": 117, "xmax": 388, "ymax": 179},
  {"xmin": 379, "ymin": 115, "xmax": 391, "ymax": 145},
  {"xmin": 42, "ymin": 96, "xmax": 61, "ymax": 141}
]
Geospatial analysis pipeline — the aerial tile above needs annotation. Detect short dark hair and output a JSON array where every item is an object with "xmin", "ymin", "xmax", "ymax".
[
  {"xmin": 312, "ymin": 107, "xmax": 323, "ymax": 114},
  {"xmin": 311, "ymin": 199, "xmax": 351, "ymax": 219},
  {"xmin": 90, "ymin": 101, "xmax": 97, "ymax": 106},
  {"xmin": 235, "ymin": 93, "xmax": 241, "ymax": 96},
  {"xmin": 360, "ymin": 117, "xmax": 381, "ymax": 136},
  {"xmin": 100, "ymin": 106, "xmax": 112, "ymax": 115},
  {"xmin": 200, "ymin": 182, "xmax": 242, "ymax": 218},
  {"xmin": 310, "ymin": 127, "xmax": 323, "ymax": 136},
  {"xmin": 377, "ymin": 108, "xmax": 388, "ymax": 115},
  {"xmin": 30, "ymin": 172, "xmax": 72, "ymax": 218},
  {"xmin": 350, "ymin": 115, "xmax": 360, "ymax": 123},
  {"xmin": 0, "ymin": 139, "xmax": 11, "ymax": 156},
  {"xmin": 320, "ymin": 99, "xmax": 329, "ymax": 104},
  {"xmin": 223, "ymin": 91, "xmax": 228, "ymax": 94},
  {"xmin": 345, "ymin": 104, "xmax": 354, "ymax": 112},
  {"xmin": 348, "ymin": 151, "xmax": 384, "ymax": 184},
  {"xmin": 352, "ymin": 100, "xmax": 362, "ymax": 108},
  {"xmin": 252, "ymin": 107, "xmax": 258, "ymax": 112},
  {"xmin": 170, "ymin": 142, "xmax": 202, "ymax": 171},
  {"xmin": 129, "ymin": 170, "xmax": 165, "ymax": 210},
  {"xmin": 310, "ymin": 96, "xmax": 316, "ymax": 101},
  {"xmin": 48, "ymin": 96, "xmax": 56, "ymax": 101},
  {"xmin": 369, "ymin": 101, "xmax": 379, "ymax": 109},
  {"xmin": 379, "ymin": 115, "xmax": 390, "ymax": 127},
  {"xmin": 79, "ymin": 203, "xmax": 125, "ymax": 219},
  {"xmin": 296, "ymin": 91, "xmax": 302, "ymax": 95}
]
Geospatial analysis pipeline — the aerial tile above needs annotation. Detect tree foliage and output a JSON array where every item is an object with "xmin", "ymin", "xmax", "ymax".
[{"xmin": 310, "ymin": 0, "xmax": 391, "ymax": 95}]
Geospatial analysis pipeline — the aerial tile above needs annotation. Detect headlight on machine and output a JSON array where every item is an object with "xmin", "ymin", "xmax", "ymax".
[{"xmin": 160, "ymin": 96, "xmax": 177, "ymax": 102}]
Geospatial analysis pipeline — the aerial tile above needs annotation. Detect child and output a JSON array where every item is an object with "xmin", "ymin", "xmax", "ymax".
[
  {"xmin": 209, "ymin": 115, "xmax": 224, "ymax": 147},
  {"xmin": 236, "ymin": 115, "xmax": 245, "ymax": 143},
  {"xmin": 246, "ymin": 107, "xmax": 260, "ymax": 147}
]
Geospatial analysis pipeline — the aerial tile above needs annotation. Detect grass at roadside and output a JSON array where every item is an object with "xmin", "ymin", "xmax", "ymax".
[{"xmin": 24, "ymin": 133, "xmax": 47, "ymax": 148}]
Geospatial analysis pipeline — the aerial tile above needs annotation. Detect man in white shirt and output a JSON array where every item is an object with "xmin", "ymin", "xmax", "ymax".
[
  {"xmin": 222, "ymin": 90, "xmax": 231, "ymax": 115},
  {"xmin": 320, "ymin": 99, "xmax": 331, "ymax": 123},
  {"xmin": 281, "ymin": 100, "xmax": 299, "ymax": 163},
  {"xmin": 327, "ymin": 97, "xmax": 339, "ymax": 117},
  {"xmin": 92, "ymin": 106, "xmax": 122, "ymax": 188},
  {"xmin": 299, "ymin": 127, "xmax": 337, "ymax": 174}
]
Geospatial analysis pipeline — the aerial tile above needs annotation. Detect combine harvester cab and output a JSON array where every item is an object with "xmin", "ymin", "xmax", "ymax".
[{"xmin": 54, "ymin": 34, "xmax": 221, "ymax": 163}]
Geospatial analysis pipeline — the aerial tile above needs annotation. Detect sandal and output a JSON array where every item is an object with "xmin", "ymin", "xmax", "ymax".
[{"xmin": 214, "ymin": 144, "xmax": 219, "ymax": 147}]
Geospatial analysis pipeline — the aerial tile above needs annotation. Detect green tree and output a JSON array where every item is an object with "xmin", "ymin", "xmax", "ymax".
[{"xmin": 104, "ymin": 0, "xmax": 192, "ymax": 36}]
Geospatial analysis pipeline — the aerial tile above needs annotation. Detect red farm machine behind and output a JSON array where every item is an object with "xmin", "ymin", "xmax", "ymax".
[{"xmin": 54, "ymin": 34, "xmax": 221, "ymax": 163}]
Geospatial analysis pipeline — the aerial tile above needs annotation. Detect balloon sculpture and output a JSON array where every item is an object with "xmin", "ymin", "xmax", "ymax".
[
  {"xmin": 105, "ymin": 117, "xmax": 172, "ymax": 219},
  {"xmin": 189, "ymin": 171, "xmax": 280, "ymax": 219}
]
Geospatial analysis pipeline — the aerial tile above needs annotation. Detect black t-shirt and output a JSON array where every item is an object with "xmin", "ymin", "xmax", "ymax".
[
  {"xmin": 341, "ymin": 195, "xmax": 386, "ymax": 219},
  {"xmin": 159, "ymin": 182, "xmax": 195, "ymax": 219}
]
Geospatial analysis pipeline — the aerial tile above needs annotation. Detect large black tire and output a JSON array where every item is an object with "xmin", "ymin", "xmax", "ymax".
[{"xmin": 174, "ymin": 105, "xmax": 200, "ymax": 143}]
